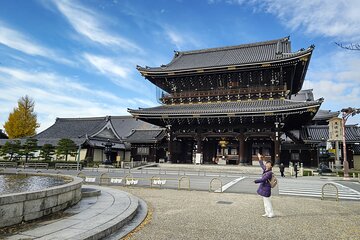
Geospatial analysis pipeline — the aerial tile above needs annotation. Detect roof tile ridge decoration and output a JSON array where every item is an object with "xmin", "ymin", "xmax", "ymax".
[
  {"xmin": 110, "ymin": 115, "xmax": 134, "ymax": 119},
  {"xmin": 77, "ymin": 118, "xmax": 109, "ymax": 138},
  {"xmin": 89, "ymin": 118, "xmax": 122, "ymax": 140},
  {"xmin": 56, "ymin": 116, "xmax": 107, "ymax": 121},
  {"xmin": 131, "ymin": 128, "xmax": 165, "ymax": 131},
  {"xmin": 178, "ymin": 36, "xmax": 291, "ymax": 55}
]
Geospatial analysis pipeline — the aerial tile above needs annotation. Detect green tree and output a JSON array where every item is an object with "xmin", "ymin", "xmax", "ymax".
[
  {"xmin": 40, "ymin": 144, "xmax": 55, "ymax": 161},
  {"xmin": 0, "ymin": 140, "xmax": 21, "ymax": 161},
  {"xmin": 20, "ymin": 138, "xmax": 38, "ymax": 162},
  {"xmin": 56, "ymin": 138, "xmax": 77, "ymax": 161},
  {"xmin": 4, "ymin": 95, "xmax": 40, "ymax": 139}
]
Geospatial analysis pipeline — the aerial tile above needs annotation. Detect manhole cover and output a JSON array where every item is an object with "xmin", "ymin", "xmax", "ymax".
[{"xmin": 216, "ymin": 201, "xmax": 233, "ymax": 205}]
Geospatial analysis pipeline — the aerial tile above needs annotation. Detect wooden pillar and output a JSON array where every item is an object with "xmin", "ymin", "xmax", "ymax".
[
  {"xmin": 167, "ymin": 127, "xmax": 173, "ymax": 163},
  {"xmin": 238, "ymin": 133, "xmax": 245, "ymax": 165},
  {"xmin": 196, "ymin": 134, "xmax": 202, "ymax": 153},
  {"xmin": 274, "ymin": 139, "xmax": 280, "ymax": 166}
]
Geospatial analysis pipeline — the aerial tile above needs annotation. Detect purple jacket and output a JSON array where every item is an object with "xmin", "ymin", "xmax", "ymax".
[{"xmin": 254, "ymin": 160, "xmax": 272, "ymax": 197}]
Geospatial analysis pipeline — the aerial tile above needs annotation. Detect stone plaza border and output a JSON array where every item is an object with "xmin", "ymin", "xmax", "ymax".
[{"xmin": 0, "ymin": 173, "xmax": 82, "ymax": 228}]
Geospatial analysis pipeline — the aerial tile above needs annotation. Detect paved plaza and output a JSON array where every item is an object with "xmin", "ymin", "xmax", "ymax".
[
  {"xmin": 1, "ymin": 167, "xmax": 360, "ymax": 240},
  {"xmin": 121, "ymin": 187, "xmax": 360, "ymax": 240}
]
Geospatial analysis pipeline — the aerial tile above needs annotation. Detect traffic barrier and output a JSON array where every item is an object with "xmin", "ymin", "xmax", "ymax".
[
  {"xmin": 99, "ymin": 173, "xmax": 110, "ymax": 185},
  {"xmin": 321, "ymin": 183, "xmax": 339, "ymax": 201},
  {"xmin": 209, "ymin": 178, "xmax": 223, "ymax": 193},
  {"xmin": 178, "ymin": 176, "xmax": 190, "ymax": 190},
  {"xmin": 85, "ymin": 177, "xmax": 96, "ymax": 183},
  {"xmin": 124, "ymin": 174, "xmax": 138, "ymax": 186},
  {"xmin": 77, "ymin": 172, "xmax": 86, "ymax": 180},
  {"xmin": 150, "ymin": 176, "xmax": 166, "ymax": 188},
  {"xmin": 110, "ymin": 178, "xmax": 123, "ymax": 184}
]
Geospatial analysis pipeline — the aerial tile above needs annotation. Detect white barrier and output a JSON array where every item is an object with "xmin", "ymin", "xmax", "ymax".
[
  {"xmin": 153, "ymin": 179, "xmax": 166, "ymax": 185},
  {"xmin": 85, "ymin": 177, "xmax": 96, "ymax": 183},
  {"xmin": 110, "ymin": 178, "xmax": 123, "ymax": 184},
  {"xmin": 125, "ymin": 179, "xmax": 138, "ymax": 185}
]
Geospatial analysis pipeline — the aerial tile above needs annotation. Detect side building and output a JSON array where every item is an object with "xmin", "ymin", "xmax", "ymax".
[{"xmin": 0, "ymin": 116, "xmax": 166, "ymax": 165}]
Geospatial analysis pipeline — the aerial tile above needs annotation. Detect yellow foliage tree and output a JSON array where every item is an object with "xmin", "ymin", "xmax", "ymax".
[{"xmin": 4, "ymin": 96, "xmax": 40, "ymax": 139}]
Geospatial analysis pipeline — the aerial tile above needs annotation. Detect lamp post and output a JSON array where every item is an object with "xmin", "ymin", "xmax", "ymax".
[
  {"xmin": 102, "ymin": 139, "xmax": 115, "ymax": 165},
  {"xmin": 341, "ymin": 107, "xmax": 360, "ymax": 178}
]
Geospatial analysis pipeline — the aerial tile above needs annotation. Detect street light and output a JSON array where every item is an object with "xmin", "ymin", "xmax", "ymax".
[{"xmin": 340, "ymin": 107, "xmax": 360, "ymax": 178}]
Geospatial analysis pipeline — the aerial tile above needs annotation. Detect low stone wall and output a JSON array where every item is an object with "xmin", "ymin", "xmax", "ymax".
[{"xmin": 0, "ymin": 173, "xmax": 82, "ymax": 228}]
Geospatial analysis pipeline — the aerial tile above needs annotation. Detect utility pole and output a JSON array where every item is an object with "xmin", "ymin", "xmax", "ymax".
[{"xmin": 341, "ymin": 107, "xmax": 360, "ymax": 178}]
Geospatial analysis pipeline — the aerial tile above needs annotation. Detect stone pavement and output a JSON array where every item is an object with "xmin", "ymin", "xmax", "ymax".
[
  {"xmin": 6, "ymin": 185, "xmax": 142, "ymax": 240},
  {"xmin": 120, "ymin": 187, "xmax": 360, "ymax": 240}
]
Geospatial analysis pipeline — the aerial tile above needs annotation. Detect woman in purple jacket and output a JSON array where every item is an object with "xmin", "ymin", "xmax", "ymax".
[{"xmin": 254, "ymin": 153, "xmax": 274, "ymax": 218}]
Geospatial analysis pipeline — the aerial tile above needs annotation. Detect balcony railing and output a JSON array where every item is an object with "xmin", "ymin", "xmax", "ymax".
[{"xmin": 161, "ymin": 85, "xmax": 287, "ymax": 100}]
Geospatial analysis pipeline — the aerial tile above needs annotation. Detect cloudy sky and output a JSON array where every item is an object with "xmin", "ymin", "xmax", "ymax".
[{"xmin": 0, "ymin": 0, "xmax": 359, "ymax": 133}]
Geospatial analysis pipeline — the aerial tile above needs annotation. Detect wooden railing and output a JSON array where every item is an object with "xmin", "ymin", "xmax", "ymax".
[{"xmin": 161, "ymin": 85, "xmax": 287, "ymax": 100}]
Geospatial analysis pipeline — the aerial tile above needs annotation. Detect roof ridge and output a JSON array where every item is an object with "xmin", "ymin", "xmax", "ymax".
[
  {"xmin": 57, "ymin": 117, "xmax": 106, "ymax": 121},
  {"xmin": 56, "ymin": 115, "xmax": 133, "ymax": 121},
  {"xmin": 178, "ymin": 36, "xmax": 290, "ymax": 55},
  {"xmin": 132, "ymin": 128, "xmax": 164, "ymax": 131}
]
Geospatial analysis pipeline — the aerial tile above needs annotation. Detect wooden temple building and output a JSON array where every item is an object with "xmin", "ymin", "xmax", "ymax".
[
  {"xmin": 1, "ymin": 37, "xmax": 359, "ymax": 168},
  {"xmin": 129, "ymin": 37, "xmax": 325, "ymax": 166}
]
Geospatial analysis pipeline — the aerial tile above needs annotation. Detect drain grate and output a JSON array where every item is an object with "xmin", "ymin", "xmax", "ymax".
[{"xmin": 216, "ymin": 201, "xmax": 233, "ymax": 205}]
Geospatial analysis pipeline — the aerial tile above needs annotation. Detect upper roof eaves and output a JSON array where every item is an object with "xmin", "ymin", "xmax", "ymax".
[{"xmin": 137, "ymin": 37, "xmax": 314, "ymax": 73}]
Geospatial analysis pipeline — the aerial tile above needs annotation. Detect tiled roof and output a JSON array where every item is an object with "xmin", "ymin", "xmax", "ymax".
[
  {"xmin": 110, "ymin": 116, "xmax": 160, "ymax": 137},
  {"xmin": 129, "ymin": 99, "xmax": 322, "ymax": 117},
  {"xmin": 313, "ymin": 110, "xmax": 339, "ymax": 121},
  {"xmin": 301, "ymin": 125, "xmax": 360, "ymax": 143},
  {"xmin": 35, "ymin": 117, "xmax": 106, "ymax": 139},
  {"xmin": 0, "ymin": 116, "xmax": 161, "ymax": 147},
  {"xmin": 126, "ymin": 129, "xmax": 166, "ymax": 143},
  {"xmin": 137, "ymin": 37, "xmax": 314, "ymax": 72}
]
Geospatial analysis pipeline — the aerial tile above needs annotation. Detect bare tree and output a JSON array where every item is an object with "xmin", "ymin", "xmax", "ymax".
[{"xmin": 335, "ymin": 42, "xmax": 360, "ymax": 50}]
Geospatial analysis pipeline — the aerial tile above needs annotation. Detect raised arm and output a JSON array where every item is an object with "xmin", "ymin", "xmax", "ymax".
[{"xmin": 257, "ymin": 153, "xmax": 265, "ymax": 171}]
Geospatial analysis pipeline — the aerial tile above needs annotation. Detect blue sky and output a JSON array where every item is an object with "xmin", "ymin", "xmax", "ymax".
[{"xmin": 0, "ymin": 0, "xmax": 359, "ymax": 133}]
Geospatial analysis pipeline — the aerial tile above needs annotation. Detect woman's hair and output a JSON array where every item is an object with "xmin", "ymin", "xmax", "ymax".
[{"xmin": 265, "ymin": 160, "xmax": 273, "ymax": 167}]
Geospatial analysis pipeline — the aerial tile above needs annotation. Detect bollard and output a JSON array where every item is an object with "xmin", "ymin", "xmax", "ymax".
[
  {"xmin": 178, "ymin": 176, "xmax": 190, "ymax": 190},
  {"xmin": 209, "ymin": 178, "xmax": 223, "ymax": 193},
  {"xmin": 100, "ymin": 173, "xmax": 110, "ymax": 185},
  {"xmin": 321, "ymin": 183, "xmax": 339, "ymax": 201}
]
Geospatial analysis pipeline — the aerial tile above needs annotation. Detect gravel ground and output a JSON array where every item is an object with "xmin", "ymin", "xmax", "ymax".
[{"xmin": 116, "ymin": 187, "xmax": 360, "ymax": 240}]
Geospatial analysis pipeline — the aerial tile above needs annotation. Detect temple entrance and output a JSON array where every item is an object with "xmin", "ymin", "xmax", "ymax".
[{"xmin": 246, "ymin": 137, "xmax": 274, "ymax": 165}]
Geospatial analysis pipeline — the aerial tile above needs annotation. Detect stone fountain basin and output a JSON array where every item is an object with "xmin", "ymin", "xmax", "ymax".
[{"xmin": 0, "ymin": 173, "xmax": 82, "ymax": 228}]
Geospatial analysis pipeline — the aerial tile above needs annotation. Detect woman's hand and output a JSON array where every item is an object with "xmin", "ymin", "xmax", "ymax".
[{"xmin": 257, "ymin": 153, "xmax": 262, "ymax": 160}]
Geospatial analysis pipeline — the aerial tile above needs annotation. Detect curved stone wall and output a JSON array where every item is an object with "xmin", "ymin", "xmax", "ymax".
[{"xmin": 0, "ymin": 173, "xmax": 82, "ymax": 228}]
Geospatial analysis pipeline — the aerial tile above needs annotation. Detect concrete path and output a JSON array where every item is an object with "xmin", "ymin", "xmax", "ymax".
[{"xmin": 6, "ymin": 185, "xmax": 142, "ymax": 240}]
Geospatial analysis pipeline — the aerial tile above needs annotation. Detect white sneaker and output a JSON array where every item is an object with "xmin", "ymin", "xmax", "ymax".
[
  {"xmin": 262, "ymin": 214, "xmax": 268, "ymax": 217},
  {"xmin": 267, "ymin": 214, "xmax": 274, "ymax": 218}
]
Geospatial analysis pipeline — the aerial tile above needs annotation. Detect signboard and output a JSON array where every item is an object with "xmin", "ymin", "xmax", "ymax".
[{"xmin": 328, "ymin": 117, "xmax": 343, "ymax": 141}]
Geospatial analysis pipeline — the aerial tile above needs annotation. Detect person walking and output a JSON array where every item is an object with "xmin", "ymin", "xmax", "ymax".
[
  {"xmin": 294, "ymin": 163, "xmax": 298, "ymax": 178},
  {"xmin": 254, "ymin": 153, "xmax": 274, "ymax": 218},
  {"xmin": 279, "ymin": 163, "xmax": 285, "ymax": 177}
]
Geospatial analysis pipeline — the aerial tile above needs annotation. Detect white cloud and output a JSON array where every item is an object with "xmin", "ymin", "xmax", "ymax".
[
  {"xmin": 0, "ymin": 22, "xmax": 73, "ymax": 65},
  {"xmin": 83, "ymin": 54, "xmax": 129, "ymax": 79},
  {"xmin": 163, "ymin": 26, "xmax": 203, "ymax": 51},
  {"xmin": 0, "ymin": 67, "xmax": 156, "ymax": 132},
  {"xmin": 226, "ymin": 0, "xmax": 360, "ymax": 42},
  {"xmin": 82, "ymin": 53, "xmax": 149, "ymax": 93},
  {"xmin": 53, "ymin": 0, "xmax": 142, "ymax": 52}
]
